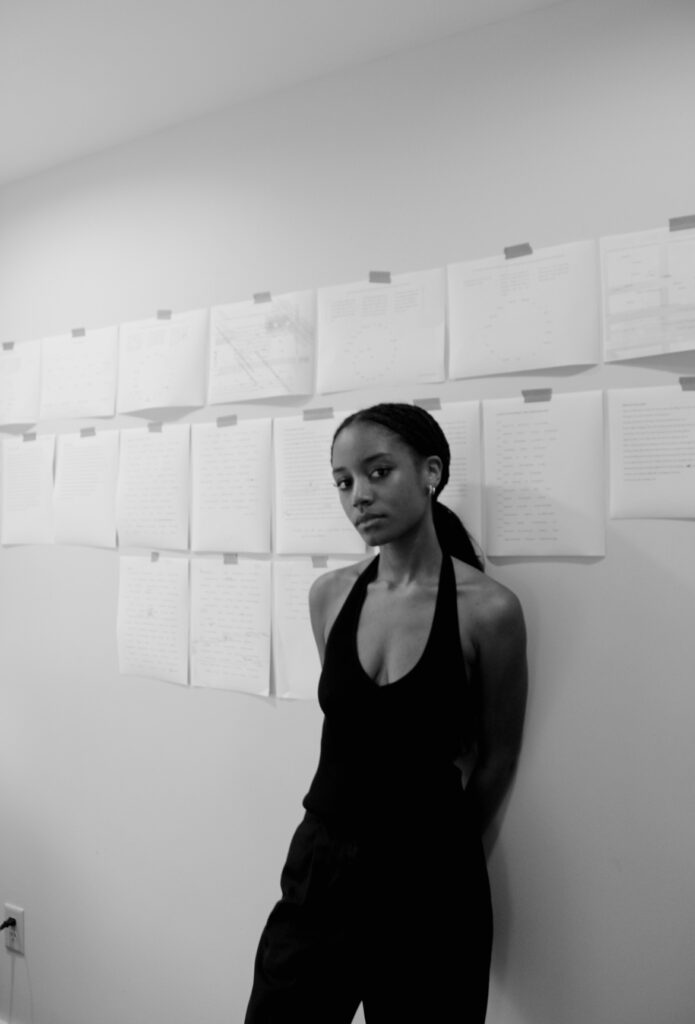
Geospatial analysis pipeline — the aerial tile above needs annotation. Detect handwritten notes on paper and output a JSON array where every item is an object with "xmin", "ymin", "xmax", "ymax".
[
  {"xmin": 316, "ymin": 269, "xmax": 446, "ymax": 393},
  {"xmin": 448, "ymin": 240, "xmax": 600, "ymax": 378},
  {"xmin": 431, "ymin": 401, "xmax": 483, "ymax": 549},
  {"xmin": 272, "ymin": 558, "xmax": 330, "ymax": 699},
  {"xmin": 209, "ymin": 292, "xmax": 315, "ymax": 403},
  {"xmin": 483, "ymin": 391, "xmax": 605, "ymax": 556},
  {"xmin": 601, "ymin": 226, "xmax": 695, "ymax": 361},
  {"xmin": 117, "ymin": 555, "xmax": 189, "ymax": 686},
  {"xmin": 273, "ymin": 414, "xmax": 365, "ymax": 555},
  {"xmin": 190, "ymin": 558, "xmax": 271, "ymax": 693},
  {"xmin": 0, "ymin": 340, "xmax": 41, "ymax": 427},
  {"xmin": 54, "ymin": 431, "xmax": 119, "ymax": 548},
  {"xmin": 191, "ymin": 418, "xmax": 271, "ymax": 553},
  {"xmin": 117, "ymin": 309, "xmax": 208, "ymax": 413},
  {"xmin": 116, "ymin": 425, "xmax": 190, "ymax": 550},
  {"xmin": 608, "ymin": 386, "xmax": 695, "ymax": 518},
  {"xmin": 40, "ymin": 327, "xmax": 117, "ymax": 420},
  {"xmin": 1, "ymin": 435, "xmax": 56, "ymax": 545}
]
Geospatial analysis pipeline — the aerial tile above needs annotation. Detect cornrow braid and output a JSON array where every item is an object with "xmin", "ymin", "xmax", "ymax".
[{"xmin": 332, "ymin": 403, "xmax": 483, "ymax": 570}]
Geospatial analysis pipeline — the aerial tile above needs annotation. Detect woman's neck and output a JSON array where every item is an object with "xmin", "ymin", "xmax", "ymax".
[{"xmin": 375, "ymin": 519, "xmax": 442, "ymax": 587}]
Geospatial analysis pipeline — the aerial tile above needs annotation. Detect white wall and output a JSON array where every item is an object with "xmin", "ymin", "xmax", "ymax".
[{"xmin": 1, "ymin": 1, "xmax": 695, "ymax": 1022}]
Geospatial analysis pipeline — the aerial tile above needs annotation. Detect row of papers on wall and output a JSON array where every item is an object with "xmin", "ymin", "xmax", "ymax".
[
  {"xmin": 2, "ymin": 386, "xmax": 694, "ymax": 561},
  {"xmin": 2, "ymin": 224, "xmax": 695, "ymax": 424},
  {"xmin": 119, "ymin": 553, "xmax": 338, "ymax": 696}
]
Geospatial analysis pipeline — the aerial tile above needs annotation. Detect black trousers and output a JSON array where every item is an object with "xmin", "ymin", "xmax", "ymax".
[{"xmin": 244, "ymin": 806, "xmax": 493, "ymax": 1023}]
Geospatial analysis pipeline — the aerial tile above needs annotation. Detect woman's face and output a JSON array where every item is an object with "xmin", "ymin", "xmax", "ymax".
[{"xmin": 331, "ymin": 421, "xmax": 439, "ymax": 545}]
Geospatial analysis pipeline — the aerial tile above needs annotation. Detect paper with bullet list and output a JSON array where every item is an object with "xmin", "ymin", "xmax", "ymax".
[
  {"xmin": 1, "ymin": 434, "xmax": 56, "ymax": 545},
  {"xmin": 608, "ymin": 385, "xmax": 695, "ymax": 518},
  {"xmin": 482, "ymin": 390, "xmax": 605, "ymax": 556},
  {"xmin": 54, "ymin": 430, "xmax": 119, "ymax": 548}
]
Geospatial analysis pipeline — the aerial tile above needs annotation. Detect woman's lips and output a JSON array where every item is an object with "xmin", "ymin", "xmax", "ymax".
[{"xmin": 356, "ymin": 514, "xmax": 384, "ymax": 528}]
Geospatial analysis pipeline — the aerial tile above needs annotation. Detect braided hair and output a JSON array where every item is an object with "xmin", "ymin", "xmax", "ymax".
[{"xmin": 332, "ymin": 403, "xmax": 483, "ymax": 571}]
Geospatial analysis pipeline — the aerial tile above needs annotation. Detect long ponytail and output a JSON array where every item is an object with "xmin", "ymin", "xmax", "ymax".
[{"xmin": 432, "ymin": 501, "xmax": 483, "ymax": 571}]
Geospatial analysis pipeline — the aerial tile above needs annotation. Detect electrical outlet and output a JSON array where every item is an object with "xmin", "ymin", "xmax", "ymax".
[{"xmin": 3, "ymin": 904, "xmax": 24, "ymax": 955}]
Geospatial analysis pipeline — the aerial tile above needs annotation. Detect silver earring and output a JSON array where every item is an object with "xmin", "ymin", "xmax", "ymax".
[{"xmin": 428, "ymin": 484, "xmax": 436, "ymax": 498}]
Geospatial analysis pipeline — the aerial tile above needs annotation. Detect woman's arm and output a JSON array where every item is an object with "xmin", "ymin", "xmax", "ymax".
[{"xmin": 466, "ymin": 586, "xmax": 528, "ymax": 846}]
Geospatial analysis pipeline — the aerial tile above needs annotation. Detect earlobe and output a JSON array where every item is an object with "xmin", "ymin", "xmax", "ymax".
[{"xmin": 424, "ymin": 455, "xmax": 443, "ymax": 496}]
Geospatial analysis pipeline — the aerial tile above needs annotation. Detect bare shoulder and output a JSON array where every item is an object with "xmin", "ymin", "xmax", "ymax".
[
  {"xmin": 309, "ymin": 557, "xmax": 373, "ymax": 644},
  {"xmin": 451, "ymin": 557, "xmax": 526, "ymax": 645},
  {"xmin": 309, "ymin": 557, "xmax": 372, "ymax": 610}
]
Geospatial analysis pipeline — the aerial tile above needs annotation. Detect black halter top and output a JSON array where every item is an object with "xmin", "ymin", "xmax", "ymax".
[{"xmin": 303, "ymin": 553, "xmax": 474, "ymax": 837}]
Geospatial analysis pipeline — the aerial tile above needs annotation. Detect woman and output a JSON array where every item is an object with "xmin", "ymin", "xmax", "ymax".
[{"xmin": 245, "ymin": 402, "xmax": 527, "ymax": 1024}]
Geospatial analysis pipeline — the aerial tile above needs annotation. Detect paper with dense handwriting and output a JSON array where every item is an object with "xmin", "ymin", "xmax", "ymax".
[
  {"xmin": 608, "ymin": 386, "xmax": 695, "ymax": 518},
  {"xmin": 190, "ymin": 557, "xmax": 271, "ymax": 693},
  {"xmin": 117, "ymin": 555, "xmax": 189, "ymax": 685},
  {"xmin": 272, "ymin": 558, "xmax": 357, "ymax": 699},
  {"xmin": 40, "ymin": 327, "xmax": 117, "ymax": 419},
  {"xmin": 273, "ymin": 414, "xmax": 366, "ymax": 555},
  {"xmin": 482, "ymin": 391, "xmax": 605, "ymax": 556},
  {"xmin": 116, "ymin": 425, "xmax": 190, "ymax": 550},
  {"xmin": 54, "ymin": 431, "xmax": 119, "ymax": 548},
  {"xmin": 116, "ymin": 309, "xmax": 208, "ymax": 413},
  {"xmin": 601, "ymin": 226, "xmax": 695, "ymax": 361},
  {"xmin": 1, "ymin": 434, "xmax": 55, "ymax": 545},
  {"xmin": 431, "ymin": 401, "xmax": 483, "ymax": 550},
  {"xmin": 191, "ymin": 418, "xmax": 271, "ymax": 552},
  {"xmin": 448, "ymin": 240, "xmax": 600, "ymax": 378},
  {"xmin": 209, "ymin": 291, "xmax": 315, "ymax": 403},
  {"xmin": 0, "ymin": 340, "xmax": 41, "ymax": 427},
  {"xmin": 316, "ymin": 269, "xmax": 446, "ymax": 393}
]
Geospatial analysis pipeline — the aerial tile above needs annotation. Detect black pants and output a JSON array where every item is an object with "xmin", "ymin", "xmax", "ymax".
[{"xmin": 244, "ymin": 807, "xmax": 493, "ymax": 1023}]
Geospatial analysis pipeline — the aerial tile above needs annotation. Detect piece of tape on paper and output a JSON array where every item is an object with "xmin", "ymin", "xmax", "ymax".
[{"xmin": 504, "ymin": 243, "xmax": 533, "ymax": 259}]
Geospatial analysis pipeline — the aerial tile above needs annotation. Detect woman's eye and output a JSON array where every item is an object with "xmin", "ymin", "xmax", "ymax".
[
  {"xmin": 370, "ymin": 467, "xmax": 391, "ymax": 480},
  {"xmin": 333, "ymin": 479, "xmax": 350, "ymax": 491}
]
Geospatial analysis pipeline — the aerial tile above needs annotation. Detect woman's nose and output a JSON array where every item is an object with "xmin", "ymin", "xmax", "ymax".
[{"xmin": 352, "ymin": 479, "xmax": 372, "ymax": 507}]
